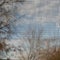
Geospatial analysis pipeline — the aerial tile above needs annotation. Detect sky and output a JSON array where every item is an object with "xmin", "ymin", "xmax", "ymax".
[
  {"xmin": 9, "ymin": 0, "xmax": 60, "ymax": 39},
  {"xmin": 0, "ymin": 0, "xmax": 60, "ymax": 39}
]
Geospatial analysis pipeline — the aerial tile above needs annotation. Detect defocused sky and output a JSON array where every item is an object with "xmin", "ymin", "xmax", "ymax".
[{"xmin": 10, "ymin": 0, "xmax": 60, "ymax": 39}]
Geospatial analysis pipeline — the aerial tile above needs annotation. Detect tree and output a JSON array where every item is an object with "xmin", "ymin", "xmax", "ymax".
[
  {"xmin": 19, "ymin": 27, "xmax": 44, "ymax": 60},
  {"xmin": 0, "ymin": 0, "xmax": 25, "ymax": 59},
  {"xmin": 0, "ymin": 0, "xmax": 25, "ymax": 39}
]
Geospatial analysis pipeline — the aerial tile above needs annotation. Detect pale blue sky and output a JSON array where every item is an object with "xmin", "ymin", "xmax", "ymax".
[
  {"xmin": 10, "ymin": 21, "xmax": 60, "ymax": 39},
  {"xmin": 1, "ymin": 0, "xmax": 60, "ymax": 39}
]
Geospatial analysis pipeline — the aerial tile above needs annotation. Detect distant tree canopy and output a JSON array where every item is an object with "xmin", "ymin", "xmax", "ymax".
[{"xmin": 0, "ymin": 0, "xmax": 25, "ymax": 39}]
